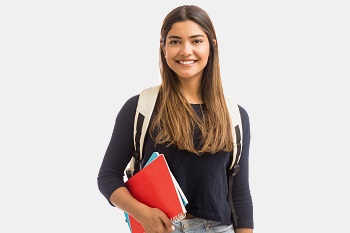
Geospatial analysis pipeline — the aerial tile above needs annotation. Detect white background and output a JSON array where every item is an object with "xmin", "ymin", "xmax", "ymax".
[{"xmin": 1, "ymin": 0, "xmax": 349, "ymax": 232}]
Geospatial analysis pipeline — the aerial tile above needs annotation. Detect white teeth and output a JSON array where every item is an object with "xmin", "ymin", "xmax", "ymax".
[{"xmin": 179, "ymin": 60, "xmax": 194, "ymax": 64}]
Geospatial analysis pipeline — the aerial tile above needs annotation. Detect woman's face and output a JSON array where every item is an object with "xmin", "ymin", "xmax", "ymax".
[{"xmin": 163, "ymin": 20, "xmax": 212, "ymax": 83}]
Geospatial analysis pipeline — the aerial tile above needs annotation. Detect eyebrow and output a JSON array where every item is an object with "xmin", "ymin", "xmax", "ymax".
[{"xmin": 168, "ymin": 34, "xmax": 205, "ymax": 39}]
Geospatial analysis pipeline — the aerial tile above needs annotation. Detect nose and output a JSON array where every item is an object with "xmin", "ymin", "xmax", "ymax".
[{"xmin": 179, "ymin": 42, "xmax": 192, "ymax": 57}]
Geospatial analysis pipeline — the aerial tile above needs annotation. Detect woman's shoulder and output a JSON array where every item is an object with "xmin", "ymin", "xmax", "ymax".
[
  {"xmin": 237, "ymin": 104, "xmax": 251, "ymax": 139},
  {"xmin": 237, "ymin": 105, "xmax": 249, "ymax": 122},
  {"xmin": 121, "ymin": 94, "xmax": 139, "ymax": 111},
  {"xmin": 115, "ymin": 94, "xmax": 140, "ymax": 124}
]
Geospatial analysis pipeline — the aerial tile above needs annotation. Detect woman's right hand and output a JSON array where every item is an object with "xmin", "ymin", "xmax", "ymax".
[
  {"xmin": 136, "ymin": 207, "xmax": 175, "ymax": 233},
  {"xmin": 109, "ymin": 187, "xmax": 175, "ymax": 232}
]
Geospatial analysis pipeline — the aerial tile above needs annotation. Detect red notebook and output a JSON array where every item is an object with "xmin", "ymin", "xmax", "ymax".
[{"xmin": 124, "ymin": 154, "xmax": 187, "ymax": 233}]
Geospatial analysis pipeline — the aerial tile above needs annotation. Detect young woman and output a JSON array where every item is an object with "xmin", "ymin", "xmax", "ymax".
[{"xmin": 98, "ymin": 5, "xmax": 254, "ymax": 233}]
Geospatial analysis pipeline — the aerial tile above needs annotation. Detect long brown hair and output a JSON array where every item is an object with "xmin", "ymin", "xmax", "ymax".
[{"xmin": 150, "ymin": 5, "xmax": 233, "ymax": 155}]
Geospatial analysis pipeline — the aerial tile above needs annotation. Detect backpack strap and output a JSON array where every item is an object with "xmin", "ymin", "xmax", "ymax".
[
  {"xmin": 225, "ymin": 95, "xmax": 243, "ymax": 227},
  {"xmin": 134, "ymin": 85, "xmax": 161, "ymax": 162},
  {"xmin": 225, "ymin": 96, "xmax": 243, "ymax": 173},
  {"xmin": 126, "ymin": 85, "xmax": 160, "ymax": 179}
]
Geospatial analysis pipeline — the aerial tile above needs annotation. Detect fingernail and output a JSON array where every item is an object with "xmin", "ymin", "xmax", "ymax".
[{"xmin": 171, "ymin": 225, "xmax": 175, "ymax": 231}]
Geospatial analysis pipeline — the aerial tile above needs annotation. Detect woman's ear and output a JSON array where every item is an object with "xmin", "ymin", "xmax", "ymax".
[
  {"xmin": 161, "ymin": 43, "xmax": 166, "ymax": 57},
  {"xmin": 209, "ymin": 39, "xmax": 217, "ymax": 57}
]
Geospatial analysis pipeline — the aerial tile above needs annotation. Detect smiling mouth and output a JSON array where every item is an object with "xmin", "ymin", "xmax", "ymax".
[{"xmin": 177, "ymin": 60, "xmax": 196, "ymax": 65}]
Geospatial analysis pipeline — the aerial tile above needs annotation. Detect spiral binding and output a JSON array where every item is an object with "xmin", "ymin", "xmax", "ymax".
[{"xmin": 171, "ymin": 213, "xmax": 187, "ymax": 223}]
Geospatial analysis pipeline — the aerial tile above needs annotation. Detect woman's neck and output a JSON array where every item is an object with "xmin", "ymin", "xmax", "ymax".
[{"xmin": 179, "ymin": 79, "xmax": 203, "ymax": 104}]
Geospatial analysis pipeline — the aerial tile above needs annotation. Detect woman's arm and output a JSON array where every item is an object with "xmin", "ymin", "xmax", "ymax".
[
  {"xmin": 97, "ymin": 96, "xmax": 174, "ymax": 232},
  {"xmin": 231, "ymin": 106, "xmax": 254, "ymax": 229}
]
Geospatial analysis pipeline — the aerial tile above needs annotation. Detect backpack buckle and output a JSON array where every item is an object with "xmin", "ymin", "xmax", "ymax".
[
  {"xmin": 231, "ymin": 164, "xmax": 240, "ymax": 176},
  {"xmin": 132, "ymin": 151, "xmax": 140, "ymax": 162},
  {"xmin": 125, "ymin": 168, "xmax": 134, "ymax": 179}
]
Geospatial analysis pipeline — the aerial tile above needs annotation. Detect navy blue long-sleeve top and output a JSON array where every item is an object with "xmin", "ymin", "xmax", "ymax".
[{"xmin": 97, "ymin": 94, "xmax": 254, "ymax": 228}]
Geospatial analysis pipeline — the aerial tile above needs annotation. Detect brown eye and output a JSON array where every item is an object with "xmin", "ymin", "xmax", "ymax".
[
  {"xmin": 193, "ymin": 39, "xmax": 203, "ymax": 44},
  {"xmin": 169, "ymin": 40, "xmax": 180, "ymax": 45}
]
